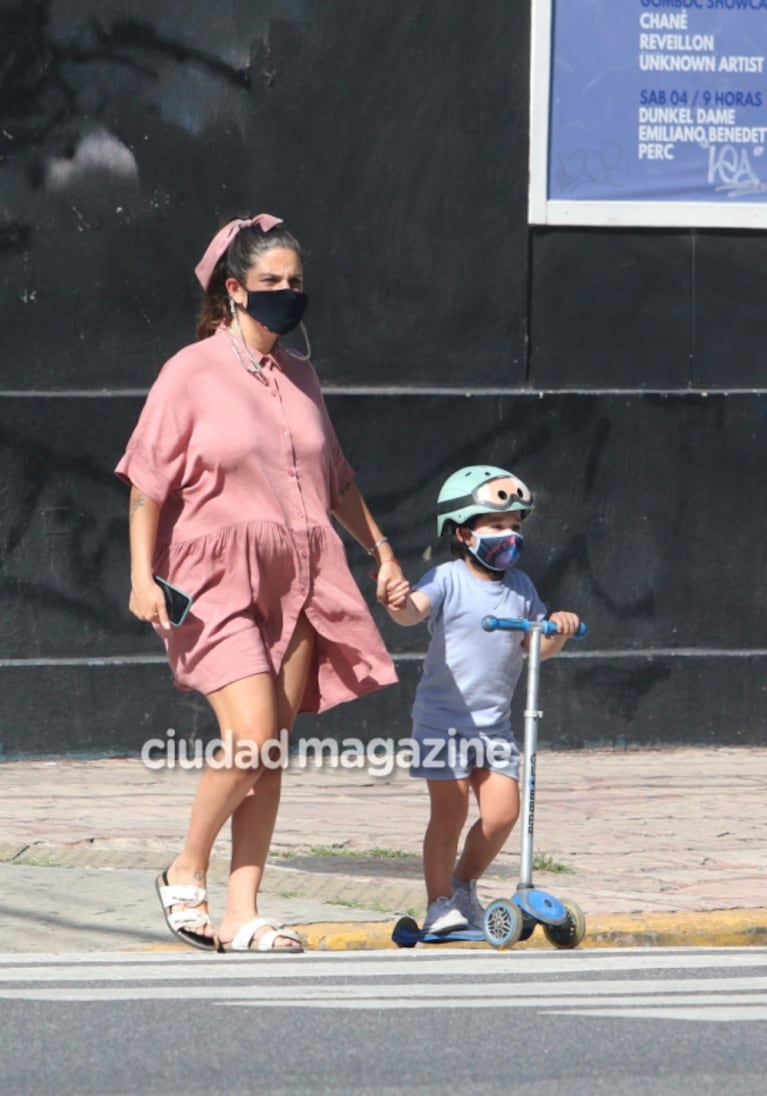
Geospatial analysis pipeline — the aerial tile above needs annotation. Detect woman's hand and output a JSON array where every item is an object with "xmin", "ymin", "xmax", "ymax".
[
  {"xmin": 375, "ymin": 560, "xmax": 410, "ymax": 609},
  {"xmin": 129, "ymin": 577, "xmax": 171, "ymax": 630}
]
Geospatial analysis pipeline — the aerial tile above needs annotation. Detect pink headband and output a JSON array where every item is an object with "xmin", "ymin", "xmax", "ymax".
[{"xmin": 194, "ymin": 213, "xmax": 284, "ymax": 289}]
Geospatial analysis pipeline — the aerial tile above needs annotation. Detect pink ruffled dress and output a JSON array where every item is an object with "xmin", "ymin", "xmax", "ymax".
[{"xmin": 115, "ymin": 326, "xmax": 398, "ymax": 711}]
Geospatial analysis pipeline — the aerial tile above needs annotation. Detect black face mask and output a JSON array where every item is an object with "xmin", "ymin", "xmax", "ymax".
[{"xmin": 243, "ymin": 289, "xmax": 308, "ymax": 335}]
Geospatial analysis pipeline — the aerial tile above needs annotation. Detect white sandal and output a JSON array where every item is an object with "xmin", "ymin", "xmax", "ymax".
[
  {"xmin": 155, "ymin": 870, "xmax": 218, "ymax": 952},
  {"xmin": 223, "ymin": 916, "xmax": 304, "ymax": 953}
]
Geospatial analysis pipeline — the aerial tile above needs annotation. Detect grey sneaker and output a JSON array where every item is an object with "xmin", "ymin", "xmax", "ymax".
[
  {"xmin": 422, "ymin": 896, "xmax": 469, "ymax": 934},
  {"xmin": 451, "ymin": 879, "xmax": 485, "ymax": 930}
]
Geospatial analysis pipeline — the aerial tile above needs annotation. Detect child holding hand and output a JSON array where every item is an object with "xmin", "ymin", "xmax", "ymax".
[{"xmin": 385, "ymin": 465, "xmax": 580, "ymax": 934}]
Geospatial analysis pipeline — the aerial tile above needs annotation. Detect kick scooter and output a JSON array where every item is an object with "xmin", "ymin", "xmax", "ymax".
[
  {"xmin": 478, "ymin": 615, "xmax": 587, "ymax": 949},
  {"xmin": 392, "ymin": 616, "xmax": 587, "ymax": 950}
]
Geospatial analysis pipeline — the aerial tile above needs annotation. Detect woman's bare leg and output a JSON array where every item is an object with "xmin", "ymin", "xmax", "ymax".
[
  {"xmin": 217, "ymin": 612, "xmax": 316, "ymax": 948},
  {"xmin": 165, "ymin": 670, "xmax": 277, "ymax": 942}
]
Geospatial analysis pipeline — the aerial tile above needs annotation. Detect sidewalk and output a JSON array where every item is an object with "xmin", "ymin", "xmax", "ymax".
[{"xmin": 0, "ymin": 747, "xmax": 765, "ymax": 952}]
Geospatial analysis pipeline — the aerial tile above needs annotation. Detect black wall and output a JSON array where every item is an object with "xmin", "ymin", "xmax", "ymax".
[{"xmin": 1, "ymin": 0, "xmax": 764, "ymax": 759}]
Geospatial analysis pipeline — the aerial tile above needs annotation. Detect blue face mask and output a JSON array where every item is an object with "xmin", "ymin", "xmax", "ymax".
[
  {"xmin": 467, "ymin": 530, "xmax": 524, "ymax": 572},
  {"xmin": 244, "ymin": 288, "xmax": 308, "ymax": 335}
]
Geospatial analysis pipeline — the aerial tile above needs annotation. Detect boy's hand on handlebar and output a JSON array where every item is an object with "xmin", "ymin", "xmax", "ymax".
[{"xmin": 548, "ymin": 610, "xmax": 581, "ymax": 637}]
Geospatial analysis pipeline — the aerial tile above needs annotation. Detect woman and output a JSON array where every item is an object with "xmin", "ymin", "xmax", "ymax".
[{"xmin": 116, "ymin": 213, "xmax": 407, "ymax": 952}]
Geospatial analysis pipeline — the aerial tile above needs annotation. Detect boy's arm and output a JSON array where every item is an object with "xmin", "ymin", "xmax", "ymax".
[
  {"xmin": 536, "ymin": 610, "xmax": 581, "ymax": 660},
  {"xmin": 385, "ymin": 589, "xmax": 433, "ymax": 628}
]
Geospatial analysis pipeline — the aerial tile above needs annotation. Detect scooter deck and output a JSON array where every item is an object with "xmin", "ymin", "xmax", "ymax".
[{"xmin": 391, "ymin": 918, "xmax": 486, "ymax": 947}]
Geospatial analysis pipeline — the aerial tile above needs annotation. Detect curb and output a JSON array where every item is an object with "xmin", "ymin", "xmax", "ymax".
[{"xmin": 581, "ymin": 909, "xmax": 767, "ymax": 949}]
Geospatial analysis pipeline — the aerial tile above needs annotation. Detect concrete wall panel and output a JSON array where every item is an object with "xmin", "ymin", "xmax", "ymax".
[{"xmin": 1, "ymin": 1, "xmax": 764, "ymax": 757}]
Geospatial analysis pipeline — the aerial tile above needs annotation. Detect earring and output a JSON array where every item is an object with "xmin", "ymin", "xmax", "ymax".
[
  {"xmin": 228, "ymin": 297, "xmax": 236, "ymax": 317},
  {"xmin": 296, "ymin": 321, "xmax": 312, "ymax": 360}
]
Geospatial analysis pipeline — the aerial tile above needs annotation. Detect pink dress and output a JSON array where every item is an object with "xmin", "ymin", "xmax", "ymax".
[{"xmin": 115, "ymin": 326, "xmax": 398, "ymax": 710}]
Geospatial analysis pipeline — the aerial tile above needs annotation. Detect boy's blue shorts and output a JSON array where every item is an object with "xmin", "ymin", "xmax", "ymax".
[{"xmin": 409, "ymin": 722, "xmax": 520, "ymax": 781}]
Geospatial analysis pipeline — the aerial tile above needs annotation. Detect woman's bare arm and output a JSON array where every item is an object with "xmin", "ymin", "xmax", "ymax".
[{"xmin": 128, "ymin": 487, "xmax": 170, "ymax": 629}]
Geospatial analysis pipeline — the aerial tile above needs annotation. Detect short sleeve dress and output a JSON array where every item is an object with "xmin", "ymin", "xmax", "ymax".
[{"xmin": 115, "ymin": 325, "xmax": 398, "ymax": 711}]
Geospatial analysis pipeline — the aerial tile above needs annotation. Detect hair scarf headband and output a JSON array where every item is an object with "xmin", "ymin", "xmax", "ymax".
[{"xmin": 194, "ymin": 213, "xmax": 283, "ymax": 289}]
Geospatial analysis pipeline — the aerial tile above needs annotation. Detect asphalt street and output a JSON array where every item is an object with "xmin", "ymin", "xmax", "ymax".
[{"xmin": 1, "ymin": 948, "xmax": 766, "ymax": 1095}]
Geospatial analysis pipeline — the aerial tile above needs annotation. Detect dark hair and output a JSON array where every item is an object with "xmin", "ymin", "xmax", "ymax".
[
  {"xmin": 445, "ymin": 518, "xmax": 475, "ymax": 561},
  {"xmin": 196, "ymin": 222, "xmax": 303, "ymax": 340}
]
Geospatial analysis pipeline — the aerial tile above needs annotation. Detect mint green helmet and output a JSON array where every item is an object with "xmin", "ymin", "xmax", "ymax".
[{"xmin": 436, "ymin": 465, "xmax": 534, "ymax": 535}]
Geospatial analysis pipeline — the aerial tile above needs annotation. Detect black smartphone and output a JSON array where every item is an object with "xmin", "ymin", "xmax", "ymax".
[{"xmin": 153, "ymin": 577, "xmax": 193, "ymax": 627}]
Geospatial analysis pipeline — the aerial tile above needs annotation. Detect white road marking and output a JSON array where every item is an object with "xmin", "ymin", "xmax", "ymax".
[
  {"xmin": 1, "ymin": 948, "xmax": 767, "ymax": 1020},
  {"xmin": 1, "ymin": 947, "xmax": 766, "ymax": 980}
]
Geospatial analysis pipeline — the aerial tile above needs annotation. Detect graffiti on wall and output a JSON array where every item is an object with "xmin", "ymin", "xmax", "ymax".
[
  {"xmin": 0, "ymin": 0, "xmax": 319, "ymax": 390},
  {"xmin": 0, "ymin": 0, "xmax": 258, "ymax": 248}
]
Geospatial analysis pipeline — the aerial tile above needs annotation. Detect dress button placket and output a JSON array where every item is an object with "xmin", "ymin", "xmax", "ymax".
[{"xmin": 275, "ymin": 375, "xmax": 310, "ymax": 597}]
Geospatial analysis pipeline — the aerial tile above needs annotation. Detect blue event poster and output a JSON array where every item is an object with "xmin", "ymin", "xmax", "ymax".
[{"xmin": 548, "ymin": 0, "xmax": 767, "ymax": 203}]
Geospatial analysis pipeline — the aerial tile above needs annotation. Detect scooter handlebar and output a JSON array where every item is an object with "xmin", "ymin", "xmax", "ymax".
[{"xmin": 481, "ymin": 615, "xmax": 588, "ymax": 639}]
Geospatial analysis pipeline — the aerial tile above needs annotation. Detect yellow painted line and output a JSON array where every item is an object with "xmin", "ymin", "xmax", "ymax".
[
  {"xmin": 583, "ymin": 909, "xmax": 767, "ymax": 949},
  {"xmin": 295, "ymin": 922, "xmax": 397, "ymax": 951}
]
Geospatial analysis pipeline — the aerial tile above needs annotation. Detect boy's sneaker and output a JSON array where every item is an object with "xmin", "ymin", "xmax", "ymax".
[
  {"xmin": 451, "ymin": 878, "xmax": 486, "ymax": 931},
  {"xmin": 422, "ymin": 896, "xmax": 469, "ymax": 934}
]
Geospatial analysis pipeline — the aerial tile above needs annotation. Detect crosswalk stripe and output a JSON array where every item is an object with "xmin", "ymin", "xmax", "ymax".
[
  {"xmin": 2, "ymin": 949, "xmax": 767, "ymax": 1021},
  {"xmin": 4, "ymin": 989, "xmax": 760, "ymax": 1019},
  {"xmin": 2, "ymin": 947, "xmax": 767, "ymax": 981}
]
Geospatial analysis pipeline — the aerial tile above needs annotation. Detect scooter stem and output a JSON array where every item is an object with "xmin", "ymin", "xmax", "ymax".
[{"xmin": 518, "ymin": 623, "xmax": 543, "ymax": 888}]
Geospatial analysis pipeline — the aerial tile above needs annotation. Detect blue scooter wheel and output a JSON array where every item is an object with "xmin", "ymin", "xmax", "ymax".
[{"xmin": 483, "ymin": 900, "xmax": 523, "ymax": 949}]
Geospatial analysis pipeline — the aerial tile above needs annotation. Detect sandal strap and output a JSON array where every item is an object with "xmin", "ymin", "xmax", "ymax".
[
  {"xmin": 264, "ymin": 927, "xmax": 302, "ymax": 948},
  {"xmin": 167, "ymin": 908, "xmax": 214, "ymax": 933},
  {"xmin": 230, "ymin": 917, "xmax": 302, "ymax": 951},
  {"xmin": 159, "ymin": 883, "xmax": 207, "ymax": 910},
  {"xmin": 230, "ymin": 917, "xmax": 275, "ymax": 950}
]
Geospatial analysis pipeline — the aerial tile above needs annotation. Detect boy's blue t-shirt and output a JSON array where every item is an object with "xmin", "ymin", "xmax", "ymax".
[{"xmin": 412, "ymin": 560, "xmax": 547, "ymax": 733}]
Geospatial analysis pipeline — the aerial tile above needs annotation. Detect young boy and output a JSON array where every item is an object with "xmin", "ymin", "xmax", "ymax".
[{"xmin": 384, "ymin": 465, "xmax": 580, "ymax": 934}]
